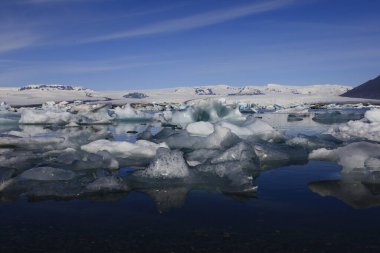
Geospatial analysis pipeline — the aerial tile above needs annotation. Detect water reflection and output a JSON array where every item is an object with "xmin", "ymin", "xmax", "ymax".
[{"xmin": 309, "ymin": 172, "xmax": 380, "ymax": 209}]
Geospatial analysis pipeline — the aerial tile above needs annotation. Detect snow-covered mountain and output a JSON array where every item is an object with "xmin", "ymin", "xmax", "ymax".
[{"xmin": 19, "ymin": 84, "xmax": 93, "ymax": 92}]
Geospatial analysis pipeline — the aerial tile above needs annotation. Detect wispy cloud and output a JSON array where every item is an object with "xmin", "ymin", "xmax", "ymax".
[
  {"xmin": 0, "ymin": 31, "xmax": 40, "ymax": 53},
  {"xmin": 21, "ymin": 0, "xmax": 93, "ymax": 4},
  {"xmin": 0, "ymin": 56, "xmax": 174, "ymax": 84},
  {"xmin": 84, "ymin": 0, "xmax": 295, "ymax": 43}
]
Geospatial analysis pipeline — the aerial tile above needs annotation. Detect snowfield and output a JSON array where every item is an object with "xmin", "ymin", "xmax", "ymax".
[{"xmin": 1, "ymin": 83, "xmax": 377, "ymax": 107}]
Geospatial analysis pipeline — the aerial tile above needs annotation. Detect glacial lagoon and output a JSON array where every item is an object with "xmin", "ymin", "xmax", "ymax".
[{"xmin": 1, "ymin": 103, "xmax": 380, "ymax": 252}]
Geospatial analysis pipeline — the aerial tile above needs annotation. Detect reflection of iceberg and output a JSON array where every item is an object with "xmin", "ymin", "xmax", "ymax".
[
  {"xmin": 309, "ymin": 179, "xmax": 380, "ymax": 209},
  {"xmin": 144, "ymin": 187, "xmax": 189, "ymax": 213}
]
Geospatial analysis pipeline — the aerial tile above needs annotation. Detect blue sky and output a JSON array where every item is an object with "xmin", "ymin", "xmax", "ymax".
[{"xmin": 0, "ymin": 0, "xmax": 379, "ymax": 90}]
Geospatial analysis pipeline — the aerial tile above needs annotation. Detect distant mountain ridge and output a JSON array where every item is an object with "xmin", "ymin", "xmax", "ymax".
[
  {"xmin": 19, "ymin": 84, "xmax": 92, "ymax": 92},
  {"xmin": 341, "ymin": 75, "xmax": 380, "ymax": 99}
]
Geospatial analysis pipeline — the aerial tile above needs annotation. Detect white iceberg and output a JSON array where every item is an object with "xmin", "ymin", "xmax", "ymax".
[
  {"xmin": 218, "ymin": 117, "xmax": 281, "ymax": 140},
  {"xmin": 81, "ymin": 139, "xmax": 168, "ymax": 160},
  {"xmin": 327, "ymin": 109, "xmax": 380, "ymax": 142},
  {"xmin": 140, "ymin": 148, "xmax": 189, "ymax": 178},
  {"xmin": 186, "ymin": 121, "xmax": 214, "ymax": 136},
  {"xmin": 161, "ymin": 125, "xmax": 239, "ymax": 150},
  {"xmin": 19, "ymin": 109, "xmax": 73, "ymax": 125},
  {"xmin": 365, "ymin": 109, "xmax": 380, "ymax": 123},
  {"xmin": 19, "ymin": 103, "xmax": 113, "ymax": 125},
  {"xmin": 309, "ymin": 142, "xmax": 380, "ymax": 172},
  {"xmin": 113, "ymin": 104, "xmax": 153, "ymax": 121}
]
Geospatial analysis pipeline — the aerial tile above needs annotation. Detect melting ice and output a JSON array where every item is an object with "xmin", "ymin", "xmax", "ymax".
[{"xmin": 1, "ymin": 99, "xmax": 380, "ymax": 210}]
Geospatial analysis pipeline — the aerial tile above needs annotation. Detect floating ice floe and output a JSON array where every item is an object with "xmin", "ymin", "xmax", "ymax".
[
  {"xmin": 275, "ymin": 105, "xmax": 310, "ymax": 114},
  {"xmin": 309, "ymin": 142, "xmax": 380, "ymax": 172},
  {"xmin": 81, "ymin": 139, "xmax": 168, "ymax": 161},
  {"xmin": 312, "ymin": 110, "xmax": 364, "ymax": 124},
  {"xmin": 156, "ymin": 125, "xmax": 239, "ymax": 150},
  {"xmin": 365, "ymin": 109, "xmax": 380, "ymax": 123},
  {"xmin": 19, "ymin": 102, "xmax": 113, "ymax": 125},
  {"xmin": 19, "ymin": 109, "xmax": 73, "ymax": 125},
  {"xmin": 286, "ymin": 134, "xmax": 341, "ymax": 151},
  {"xmin": 113, "ymin": 104, "xmax": 153, "ymax": 121},
  {"xmin": 326, "ymin": 109, "xmax": 380, "ymax": 142},
  {"xmin": 0, "ymin": 135, "xmax": 64, "ymax": 149},
  {"xmin": 217, "ymin": 116, "xmax": 282, "ymax": 140},
  {"xmin": 2, "ymin": 126, "xmax": 112, "ymax": 152},
  {"xmin": 185, "ymin": 121, "xmax": 214, "ymax": 136},
  {"xmin": 70, "ymin": 104, "xmax": 113, "ymax": 124}
]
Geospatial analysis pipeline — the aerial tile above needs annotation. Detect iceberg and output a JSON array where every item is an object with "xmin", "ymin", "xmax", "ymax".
[
  {"xmin": 159, "ymin": 125, "xmax": 239, "ymax": 150},
  {"xmin": 217, "ymin": 116, "xmax": 282, "ymax": 140},
  {"xmin": 309, "ymin": 142, "xmax": 380, "ymax": 172},
  {"xmin": 19, "ymin": 103, "xmax": 114, "ymax": 125},
  {"xmin": 139, "ymin": 148, "xmax": 189, "ymax": 179},
  {"xmin": 312, "ymin": 110, "xmax": 364, "ymax": 124},
  {"xmin": 19, "ymin": 109, "xmax": 73, "ymax": 125},
  {"xmin": 81, "ymin": 139, "xmax": 168, "ymax": 160},
  {"xmin": 210, "ymin": 142, "xmax": 258, "ymax": 164},
  {"xmin": 286, "ymin": 134, "xmax": 341, "ymax": 151},
  {"xmin": 327, "ymin": 109, "xmax": 380, "ymax": 142},
  {"xmin": 364, "ymin": 109, "xmax": 380, "ymax": 123}
]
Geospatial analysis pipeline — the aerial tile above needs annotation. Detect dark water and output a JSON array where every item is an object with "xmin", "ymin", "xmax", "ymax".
[{"xmin": 1, "ymin": 161, "xmax": 380, "ymax": 253}]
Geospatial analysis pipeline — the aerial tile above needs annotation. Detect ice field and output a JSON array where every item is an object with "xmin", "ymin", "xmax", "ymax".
[{"xmin": 1, "ymin": 94, "xmax": 380, "ymax": 252}]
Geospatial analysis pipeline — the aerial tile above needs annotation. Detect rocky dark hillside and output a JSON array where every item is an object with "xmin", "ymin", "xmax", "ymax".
[{"xmin": 341, "ymin": 75, "xmax": 380, "ymax": 99}]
